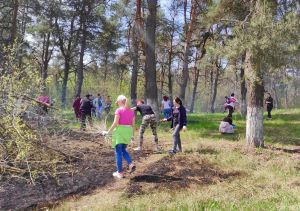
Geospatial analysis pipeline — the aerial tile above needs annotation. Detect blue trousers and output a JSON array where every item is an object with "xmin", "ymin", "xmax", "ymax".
[
  {"xmin": 115, "ymin": 144, "xmax": 132, "ymax": 173},
  {"xmin": 163, "ymin": 108, "xmax": 171, "ymax": 119}
]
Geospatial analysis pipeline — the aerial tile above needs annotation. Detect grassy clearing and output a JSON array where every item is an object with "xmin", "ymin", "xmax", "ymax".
[{"xmin": 54, "ymin": 109, "xmax": 300, "ymax": 211}]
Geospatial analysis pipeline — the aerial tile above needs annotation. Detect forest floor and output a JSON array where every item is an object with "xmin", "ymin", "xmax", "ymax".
[{"xmin": 1, "ymin": 109, "xmax": 300, "ymax": 210}]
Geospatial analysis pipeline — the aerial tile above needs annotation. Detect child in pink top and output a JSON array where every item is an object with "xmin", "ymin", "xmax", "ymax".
[
  {"xmin": 102, "ymin": 95, "xmax": 136, "ymax": 179},
  {"xmin": 115, "ymin": 107, "xmax": 135, "ymax": 125}
]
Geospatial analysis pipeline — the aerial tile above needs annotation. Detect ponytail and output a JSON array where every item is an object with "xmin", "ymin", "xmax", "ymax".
[{"xmin": 124, "ymin": 98, "xmax": 131, "ymax": 109}]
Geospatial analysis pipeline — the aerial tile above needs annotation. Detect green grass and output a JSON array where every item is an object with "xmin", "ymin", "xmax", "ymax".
[
  {"xmin": 54, "ymin": 109, "xmax": 300, "ymax": 211},
  {"xmin": 61, "ymin": 108, "xmax": 300, "ymax": 146}
]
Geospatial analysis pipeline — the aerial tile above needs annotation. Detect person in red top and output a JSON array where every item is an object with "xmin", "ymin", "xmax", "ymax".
[
  {"xmin": 72, "ymin": 95, "xmax": 82, "ymax": 121},
  {"xmin": 37, "ymin": 94, "xmax": 51, "ymax": 113}
]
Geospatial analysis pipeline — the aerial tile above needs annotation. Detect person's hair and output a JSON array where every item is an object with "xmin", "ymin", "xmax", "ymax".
[
  {"xmin": 225, "ymin": 96, "xmax": 228, "ymax": 99},
  {"xmin": 138, "ymin": 99, "xmax": 145, "ymax": 104},
  {"xmin": 118, "ymin": 96, "xmax": 131, "ymax": 109},
  {"xmin": 174, "ymin": 97, "xmax": 183, "ymax": 106},
  {"xmin": 76, "ymin": 94, "xmax": 80, "ymax": 98},
  {"xmin": 124, "ymin": 98, "xmax": 131, "ymax": 109},
  {"xmin": 231, "ymin": 93, "xmax": 235, "ymax": 97},
  {"xmin": 98, "ymin": 93, "xmax": 101, "ymax": 97},
  {"xmin": 223, "ymin": 117, "xmax": 233, "ymax": 125},
  {"xmin": 86, "ymin": 94, "xmax": 91, "ymax": 98},
  {"xmin": 163, "ymin": 96, "xmax": 169, "ymax": 101}
]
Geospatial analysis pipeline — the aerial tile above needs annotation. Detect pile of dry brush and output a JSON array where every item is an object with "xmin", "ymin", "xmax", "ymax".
[{"xmin": 0, "ymin": 48, "xmax": 74, "ymax": 185}]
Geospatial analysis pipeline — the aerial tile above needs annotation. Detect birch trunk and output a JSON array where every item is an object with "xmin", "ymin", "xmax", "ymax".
[{"xmin": 245, "ymin": 51, "xmax": 265, "ymax": 147}]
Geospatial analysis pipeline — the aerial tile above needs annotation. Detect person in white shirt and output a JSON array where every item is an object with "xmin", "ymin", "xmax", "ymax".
[{"xmin": 161, "ymin": 96, "xmax": 172, "ymax": 119}]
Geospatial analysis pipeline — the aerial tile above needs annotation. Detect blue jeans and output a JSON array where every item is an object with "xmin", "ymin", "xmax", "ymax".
[
  {"xmin": 96, "ymin": 106, "xmax": 103, "ymax": 119},
  {"xmin": 115, "ymin": 144, "xmax": 132, "ymax": 173},
  {"xmin": 172, "ymin": 124, "xmax": 182, "ymax": 152},
  {"xmin": 163, "ymin": 108, "xmax": 171, "ymax": 119}
]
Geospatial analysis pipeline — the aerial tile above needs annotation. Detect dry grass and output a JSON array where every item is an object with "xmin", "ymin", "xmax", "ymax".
[{"xmin": 53, "ymin": 109, "xmax": 300, "ymax": 211}]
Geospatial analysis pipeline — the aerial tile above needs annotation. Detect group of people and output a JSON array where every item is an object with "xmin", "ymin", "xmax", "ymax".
[
  {"xmin": 219, "ymin": 93, "xmax": 237, "ymax": 134},
  {"xmin": 73, "ymin": 91, "xmax": 274, "ymax": 179},
  {"xmin": 100, "ymin": 95, "xmax": 187, "ymax": 179},
  {"xmin": 219, "ymin": 92, "xmax": 274, "ymax": 134},
  {"xmin": 72, "ymin": 94, "xmax": 112, "ymax": 131}
]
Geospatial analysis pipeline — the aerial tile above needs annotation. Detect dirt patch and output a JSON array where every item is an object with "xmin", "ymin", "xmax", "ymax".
[
  {"xmin": 0, "ymin": 131, "xmax": 116, "ymax": 210},
  {"xmin": 125, "ymin": 155, "xmax": 242, "ymax": 197}
]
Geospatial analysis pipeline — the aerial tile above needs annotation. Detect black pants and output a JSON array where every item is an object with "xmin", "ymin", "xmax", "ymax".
[
  {"xmin": 226, "ymin": 105, "xmax": 234, "ymax": 118},
  {"xmin": 81, "ymin": 113, "xmax": 93, "ymax": 130},
  {"xmin": 267, "ymin": 106, "xmax": 273, "ymax": 118}
]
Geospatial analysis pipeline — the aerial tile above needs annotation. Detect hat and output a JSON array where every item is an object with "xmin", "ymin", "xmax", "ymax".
[{"xmin": 115, "ymin": 95, "xmax": 127, "ymax": 103}]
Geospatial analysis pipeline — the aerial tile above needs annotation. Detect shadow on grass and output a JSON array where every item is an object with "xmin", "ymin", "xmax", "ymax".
[{"xmin": 264, "ymin": 110, "xmax": 300, "ymax": 146}]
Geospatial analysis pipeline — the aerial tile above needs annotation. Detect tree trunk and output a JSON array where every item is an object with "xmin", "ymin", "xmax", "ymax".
[
  {"xmin": 209, "ymin": 67, "xmax": 220, "ymax": 113},
  {"xmin": 10, "ymin": 0, "xmax": 19, "ymax": 44},
  {"xmin": 272, "ymin": 80, "xmax": 280, "ymax": 108},
  {"xmin": 41, "ymin": 32, "xmax": 52, "ymax": 87},
  {"xmin": 245, "ymin": 51, "xmax": 265, "ymax": 148},
  {"xmin": 240, "ymin": 58, "xmax": 247, "ymax": 117},
  {"xmin": 179, "ymin": 0, "xmax": 197, "ymax": 102},
  {"xmin": 144, "ymin": 0, "xmax": 159, "ymax": 118},
  {"xmin": 103, "ymin": 53, "xmax": 109, "ymax": 81},
  {"xmin": 167, "ymin": 32, "xmax": 174, "ymax": 103},
  {"xmin": 131, "ymin": 39, "xmax": 138, "ymax": 105},
  {"xmin": 55, "ymin": 12, "xmax": 78, "ymax": 107},
  {"xmin": 75, "ymin": 19, "xmax": 87, "ymax": 97},
  {"xmin": 296, "ymin": 0, "xmax": 300, "ymax": 15},
  {"xmin": 284, "ymin": 84, "xmax": 289, "ymax": 108},
  {"xmin": 130, "ymin": 0, "xmax": 142, "ymax": 106},
  {"xmin": 160, "ymin": 64, "xmax": 165, "ymax": 99},
  {"xmin": 61, "ymin": 60, "xmax": 70, "ymax": 108},
  {"xmin": 190, "ymin": 66, "xmax": 200, "ymax": 113}
]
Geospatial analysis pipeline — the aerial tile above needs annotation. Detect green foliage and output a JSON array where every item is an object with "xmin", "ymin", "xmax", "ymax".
[{"xmin": 0, "ymin": 44, "xmax": 61, "ymax": 181}]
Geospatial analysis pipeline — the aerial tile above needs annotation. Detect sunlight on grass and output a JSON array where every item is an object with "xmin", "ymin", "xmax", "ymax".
[{"xmin": 53, "ymin": 109, "xmax": 300, "ymax": 211}]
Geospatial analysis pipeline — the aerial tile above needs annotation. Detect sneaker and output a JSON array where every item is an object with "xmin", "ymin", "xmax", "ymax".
[
  {"xmin": 134, "ymin": 147, "xmax": 142, "ymax": 151},
  {"xmin": 168, "ymin": 149, "xmax": 176, "ymax": 155},
  {"xmin": 128, "ymin": 163, "xmax": 136, "ymax": 173},
  {"xmin": 112, "ymin": 171, "xmax": 124, "ymax": 179}
]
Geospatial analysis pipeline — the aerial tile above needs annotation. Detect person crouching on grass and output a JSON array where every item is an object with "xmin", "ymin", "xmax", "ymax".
[
  {"xmin": 162, "ymin": 97, "xmax": 187, "ymax": 155},
  {"xmin": 102, "ymin": 95, "xmax": 136, "ymax": 179}
]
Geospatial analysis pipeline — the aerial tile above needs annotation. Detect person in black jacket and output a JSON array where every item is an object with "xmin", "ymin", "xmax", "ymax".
[
  {"xmin": 132, "ymin": 100, "xmax": 160, "ymax": 152},
  {"xmin": 163, "ymin": 97, "xmax": 187, "ymax": 155},
  {"xmin": 80, "ymin": 94, "xmax": 94, "ymax": 131},
  {"xmin": 265, "ymin": 92, "xmax": 274, "ymax": 119}
]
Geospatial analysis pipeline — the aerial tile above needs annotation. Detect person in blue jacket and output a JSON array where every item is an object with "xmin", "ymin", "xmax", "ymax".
[{"xmin": 163, "ymin": 97, "xmax": 187, "ymax": 155}]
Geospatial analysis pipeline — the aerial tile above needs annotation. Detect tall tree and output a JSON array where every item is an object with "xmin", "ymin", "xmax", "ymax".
[
  {"xmin": 144, "ymin": 0, "xmax": 159, "ymax": 116},
  {"xmin": 239, "ymin": 54, "xmax": 247, "ymax": 117},
  {"xmin": 74, "ymin": 2, "xmax": 90, "ymax": 97},
  {"xmin": 179, "ymin": 0, "xmax": 198, "ymax": 101},
  {"xmin": 54, "ymin": 4, "xmax": 80, "ymax": 107},
  {"xmin": 208, "ymin": 57, "xmax": 223, "ymax": 113},
  {"xmin": 10, "ymin": 0, "xmax": 19, "ymax": 44},
  {"xmin": 131, "ymin": 0, "xmax": 142, "ymax": 106}
]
